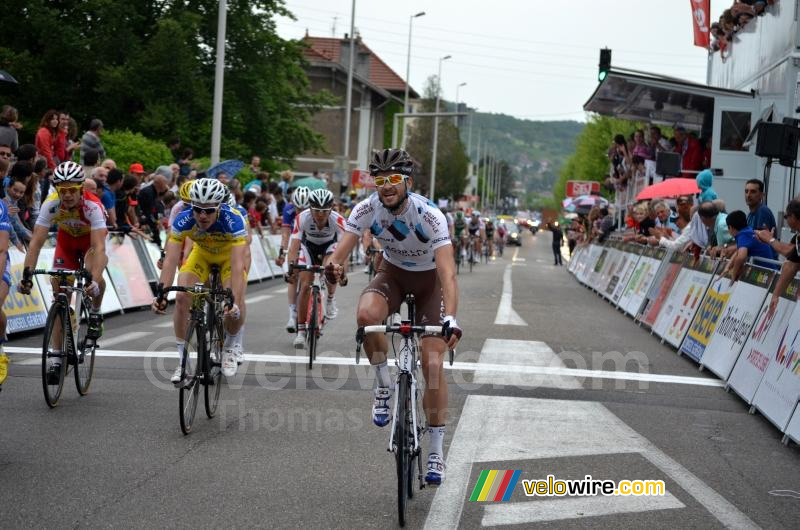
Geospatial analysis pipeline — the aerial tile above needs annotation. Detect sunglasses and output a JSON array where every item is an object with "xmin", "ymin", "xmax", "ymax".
[
  {"xmin": 374, "ymin": 174, "xmax": 406, "ymax": 187},
  {"xmin": 192, "ymin": 205, "xmax": 219, "ymax": 215},
  {"xmin": 310, "ymin": 207, "xmax": 331, "ymax": 213},
  {"xmin": 56, "ymin": 185, "xmax": 82, "ymax": 194}
]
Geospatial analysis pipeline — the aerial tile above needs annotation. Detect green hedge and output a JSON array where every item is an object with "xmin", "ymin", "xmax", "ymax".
[{"xmin": 103, "ymin": 129, "xmax": 173, "ymax": 172}]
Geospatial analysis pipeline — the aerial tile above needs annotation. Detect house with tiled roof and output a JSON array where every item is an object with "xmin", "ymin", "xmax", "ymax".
[{"xmin": 293, "ymin": 33, "xmax": 418, "ymax": 182}]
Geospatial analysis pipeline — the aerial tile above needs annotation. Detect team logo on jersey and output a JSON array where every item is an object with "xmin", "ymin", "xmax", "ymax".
[
  {"xmin": 388, "ymin": 220, "xmax": 410, "ymax": 241},
  {"xmin": 370, "ymin": 221, "xmax": 384, "ymax": 236},
  {"xmin": 413, "ymin": 223, "xmax": 430, "ymax": 244}
]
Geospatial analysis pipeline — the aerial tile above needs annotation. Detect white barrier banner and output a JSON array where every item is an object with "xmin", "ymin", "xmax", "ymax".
[
  {"xmin": 586, "ymin": 246, "xmax": 611, "ymax": 288},
  {"xmin": 728, "ymin": 279, "xmax": 800, "ymax": 404},
  {"xmin": 694, "ymin": 266, "xmax": 773, "ymax": 376},
  {"xmin": 595, "ymin": 248, "xmax": 620, "ymax": 294},
  {"xmin": 265, "ymin": 235, "xmax": 284, "ymax": 274},
  {"xmin": 752, "ymin": 302, "xmax": 800, "ymax": 431},
  {"xmin": 142, "ymin": 240, "xmax": 176, "ymax": 302},
  {"xmin": 567, "ymin": 245, "xmax": 584, "ymax": 274},
  {"xmin": 4, "ymin": 248, "xmax": 48, "ymax": 333},
  {"xmin": 679, "ymin": 275, "xmax": 735, "ymax": 363},
  {"xmin": 105, "ymin": 234, "xmax": 154, "ymax": 309},
  {"xmin": 582, "ymin": 244, "xmax": 605, "ymax": 285},
  {"xmin": 599, "ymin": 247, "xmax": 625, "ymax": 299},
  {"xmin": 785, "ymin": 403, "xmax": 800, "ymax": 443},
  {"xmin": 652, "ymin": 257, "xmax": 716, "ymax": 348},
  {"xmin": 609, "ymin": 246, "xmax": 642, "ymax": 304},
  {"xmin": 619, "ymin": 248, "xmax": 664, "ymax": 317},
  {"xmin": 641, "ymin": 252, "xmax": 684, "ymax": 327},
  {"xmin": 248, "ymin": 236, "xmax": 272, "ymax": 281}
]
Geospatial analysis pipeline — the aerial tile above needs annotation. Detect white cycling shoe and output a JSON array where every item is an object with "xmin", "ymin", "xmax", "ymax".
[
  {"xmin": 325, "ymin": 297, "xmax": 338, "ymax": 319},
  {"xmin": 372, "ymin": 387, "xmax": 391, "ymax": 427},
  {"xmin": 221, "ymin": 349, "xmax": 237, "ymax": 377},
  {"xmin": 170, "ymin": 366, "xmax": 183, "ymax": 384},
  {"xmin": 293, "ymin": 330, "xmax": 306, "ymax": 349},
  {"xmin": 425, "ymin": 453, "xmax": 446, "ymax": 485}
]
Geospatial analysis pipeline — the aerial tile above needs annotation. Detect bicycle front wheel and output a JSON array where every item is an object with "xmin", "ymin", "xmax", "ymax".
[
  {"xmin": 42, "ymin": 303, "xmax": 68, "ymax": 408},
  {"xmin": 396, "ymin": 373, "xmax": 410, "ymax": 527},
  {"xmin": 204, "ymin": 313, "xmax": 224, "ymax": 418},
  {"xmin": 74, "ymin": 295, "xmax": 96, "ymax": 396},
  {"xmin": 179, "ymin": 322, "xmax": 202, "ymax": 435},
  {"xmin": 307, "ymin": 290, "xmax": 318, "ymax": 370}
]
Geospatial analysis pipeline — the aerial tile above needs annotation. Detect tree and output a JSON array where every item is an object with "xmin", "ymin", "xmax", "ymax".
[
  {"xmin": 406, "ymin": 76, "xmax": 469, "ymax": 200},
  {"xmin": 0, "ymin": 0, "xmax": 330, "ymax": 161}
]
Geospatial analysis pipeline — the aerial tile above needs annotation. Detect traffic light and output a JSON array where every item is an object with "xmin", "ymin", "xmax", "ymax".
[{"xmin": 598, "ymin": 48, "xmax": 611, "ymax": 82}]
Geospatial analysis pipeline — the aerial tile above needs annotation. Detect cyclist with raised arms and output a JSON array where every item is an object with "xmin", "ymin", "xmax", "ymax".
[
  {"xmin": 19, "ymin": 161, "xmax": 108, "ymax": 383},
  {"xmin": 326, "ymin": 148, "xmax": 462, "ymax": 486},
  {"xmin": 152, "ymin": 178, "xmax": 246, "ymax": 382},
  {"xmin": 275, "ymin": 186, "xmax": 310, "ymax": 333},
  {"xmin": 286, "ymin": 188, "xmax": 345, "ymax": 349}
]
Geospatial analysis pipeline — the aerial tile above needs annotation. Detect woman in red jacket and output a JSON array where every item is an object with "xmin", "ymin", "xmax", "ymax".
[{"xmin": 35, "ymin": 109, "xmax": 60, "ymax": 170}]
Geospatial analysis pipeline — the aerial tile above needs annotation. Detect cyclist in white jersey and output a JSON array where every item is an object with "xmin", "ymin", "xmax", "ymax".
[
  {"xmin": 326, "ymin": 148, "xmax": 462, "ymax": 486},
  {"xmin": 275, "ymin": 186, "xmax": 310, "ymax": 333},
  {"xmin": 286, "ymin": 189, "xmax": 345, "ymax": 348},
  {"xmin": 467, "ymin": 211, "xmax": 486, "ymax": 261}
]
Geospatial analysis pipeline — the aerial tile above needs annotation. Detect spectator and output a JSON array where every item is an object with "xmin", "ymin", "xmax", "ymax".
[
  {"xmin": 116, "ymin": 175, "xmax": 139, "ymax": 228},
  {"xmin": 4, "ymin": 170, "xmax": 32, "ymax": 243},
  {"xmin": 178, "ymin": 147, "xmax": 194, "ymax": 177},
  {"xmin": 550, "ymin": 223, "xmax": 564, "ymax": 265},
  {"xmin": 744, "ymin": 178, "xmax": 776, "ymax": 232},
  {"xmin": 137, "ymin": 174, "xmax": 169, "ymax": 246},
  {"xmin": 106, "ymin": 168, "xmax": 124, "ymax": 227},
  {"xmin": 129, "ymin": 162, "xmax": 146, "ymax": 181},
  {"xmin": 0, "ymin": 105, "xmax": 20, "ymax": 152},
  {"xmin": 632, "ymin": 129, "xmax": 652, "ymax": 160},
  {"xmin": 35, "ymin": 109, "xmax": 59, "ymax": 170},
  {"xmin": 596, "ymin": 207, "xmax": 616, "ymax": 243},
  {"xmin": 83, "ymin": 177, "xmax": 98, "ymax": 196},
  {"xmin": 80, "ymin": 119, "xmax": 106, "ymax": 164},
  {"xmin": 167, "ymin": 138, "xmax": 181, "ymax": 163},
  {"xmin": 722, "ymin": 210, "xmax": 779, "ymax": 279},
  {"xmin": 245, "ymin": 171, "xmax": 270, "ymax": 194},
  {"xmin": 101, "ymin": 158, "xmax": 116, "ymax": 171},
  {"xmin": 15, "ymin": 144, "xmax": 37, "ymax": 164},
  {"xmin": 697, "ymin": 201, "xmax": 733, "ymax": 255},
  {"xmin": 675, "ymin": 195, "xmax": 693, "ymax": 231},
  {"xmin": 22, "ymin": 158, "xmax": 46, "ymax": 228},
  {"xmin": 82, "ymin": 148, "xmax": 100, "ymax": 184},
  {"xmin": 756, "ymin": 199, "xmax": 800, "ymax": 315},
  {"xmin": 648, "ymin": 125, "xmax": 671, "ymax": 154},
  {"xmin": 53, "ymin": 111, "xmax": 79, "ymax": 164},
  {"xmin": 696, "ymin": 169, "xmax": 718, "ymax": 202},
  {"xmin": 92, "ymin": 166, "xmax": 116, "ymax": 217},
  {"xmin": 674, "ymin": 126, "xmax": 704, "ymax": 178},
  {"xmin": 271, "ymin": 182, "xmax": 285, "ymax": 222},
  {"xmin": 0, "ymin": 144, "xmax": 11, "ymax": 163},
  {"xmin": 249, "ymin": 155, "xmax": 261, "ymax": 174},
  {"xmin": 279, "ymin": 169, "xmax": 294, "ymax": 196}
]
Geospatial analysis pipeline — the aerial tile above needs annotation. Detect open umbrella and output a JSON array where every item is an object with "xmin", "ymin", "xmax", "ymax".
[
  {"xmin": 292, "ymin": 176, "xmax": 328, "ymax": 190},
  {"xmin": 571, "ymin": 194, "xmax": 608, "ymax": 208},
  {"xmin": 206, "ymin": 159, "xmax": 244, "ymax": 179},
  {"xmin": 635, "ymin": 178, "xmax": 699, "ymax": 201},
  {"xmin": 0, "ymin": 70, "xmax": 18, "ymax": 84}
]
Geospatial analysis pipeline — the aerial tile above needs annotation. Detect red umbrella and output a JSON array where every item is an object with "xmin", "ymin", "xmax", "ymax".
[{"xmin": 635, "ymin": 178, "xmax": 699, "ymax": 200}]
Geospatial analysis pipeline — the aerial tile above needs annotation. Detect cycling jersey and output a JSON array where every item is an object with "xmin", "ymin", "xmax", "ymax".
[
  {"xmin": 282, "ymin": 203, "xmax": 297, "ymax": 228},
  {"xmin": 453, "ymin": 216, "xmax": 466, "ymax": 236},
  {"xmin": 168, "ymin": 200, "xmax": 191, "ymax": 228},
  {"xmin": 485, "ymin": 224, "xmax": 495, "ymax": 237},
  {"xmin": 36, "ymin": 192, "xmax": 107, "ymax": 238},
  {"xmin": 0, "ymin": 201, "xmax": 12, "ymax": 286},
  {"xmin": 290, "ymin": 209, "xmax": 345, "ymax": 246},
  {"xmin": 467, "ymin": 218, "xmax": 484, "ymax": 235},
  {"xmin": 169, "ymin": 203, "xmax": 247, "ymax": 255},
  {"xmin": 346, "ymin": 192, "xmax": 450, "ymax": 271}
]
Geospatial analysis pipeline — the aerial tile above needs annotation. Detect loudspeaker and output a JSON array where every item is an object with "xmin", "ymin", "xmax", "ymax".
[
  {"xmin": 756, "ymin": 122, "xmax": 800, "ymax": 165},
  {"xmin": 655, "ymin": 151, "xmax": 681, "ymax": 176}
]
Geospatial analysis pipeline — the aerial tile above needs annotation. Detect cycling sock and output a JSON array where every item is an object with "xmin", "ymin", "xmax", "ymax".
[
  {"xmin": 297, "ymin": 323, "xmax": 307, "ymax": 332},
  {"xmin": 233, "ymin": 326, "xmax": 244, "ymax": 350},
  {"xmin": 428, "ymin": 424, "xmax": 446, "ymax": 456},
  {"xmin": 375, "ymin": 361, "xmax": 391, "ymax": 388},
  {"xmin": 289, "ymin": 304, "xmax": 296, "ymax": 317},
  {"xmin": 223, "ymin": 333, "xmax": 235, "ymax": 349},
  {"xmin": 176, "ymin": 341, "xmax": 185, "ymax": 363}
]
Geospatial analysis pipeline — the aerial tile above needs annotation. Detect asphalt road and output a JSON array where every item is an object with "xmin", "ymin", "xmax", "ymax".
[{"xmin": 1, "ymin": 231, "xmax": 798, "ymax": 529}]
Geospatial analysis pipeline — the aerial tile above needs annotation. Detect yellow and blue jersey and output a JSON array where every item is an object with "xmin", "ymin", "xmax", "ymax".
[{"xmin": 169, "ymin": 203, "xmax": 247, "ymax": 255}]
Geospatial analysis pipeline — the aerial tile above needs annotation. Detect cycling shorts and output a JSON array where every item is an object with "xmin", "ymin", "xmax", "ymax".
[
  {"xmin": 180, "ymin": 246, "xmax": 247, "ymax": 284},
  {"xmin": 299, "ymin": 240, "xmax": 336, "ymax": 267},
  {"xmin": 54, "ymin": 234, "xmax": 91, "ymax": 270},
  {"xmin": 363, "ymin": 260, "xmax": 445, "ymax": 332}
]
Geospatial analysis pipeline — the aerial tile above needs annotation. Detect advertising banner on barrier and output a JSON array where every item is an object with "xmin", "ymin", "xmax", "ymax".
[
  {"xmin": 697, "ymin": 266, "xmax": 773, "ymax": 376},
  {"xmin": 785, "ymin": 403, "xmax": 800, "ymax": 444},
  {"xmin": 105, "ymin": 234, "xmax": 154, "ymax": 309},
  {"xmin": 568, "ymin": 245, "xmax": 584, "ymax": 274},
  {"xmin": 641, "ymin": 252, "xmax": 684, "ymax": 327},
  {"xmin": 728, "ymin": 279, "xmax": 800, "ymax": 404},
  {"xmin": 248, "ymin": 236, "xmax": 272, "ymax": 281},
  {"xmin": 586, "ymin": 246, "xmax": 609, "ymax": 287},
  {"xmin": 576, "ymin": 245, "xmax": 601, "ymax": 284},
  {"xmin": 652, "ymin": 256, "xmax": 716, "ymax": 348},
  {"xmin": 4, "ymin": 247, "xmax": 48, "ymax": 333},
  {"xmin": 751, "ymin": 302, "xmax": 800, "ymax": 431},
  {"xmin": 619, "ymin": 247, "xmax": 664, "ymax": 317},
  {"xmin": 264, "ymin": 235, "xmax": 283, "ymax": 274},
  {"xmin": 609, "ymin": 244, "xmax": 642, "ymax": 303},
  {"xmin": 679, "ymin": 274, "xmax": 735, "ymax": 362},
  {"xmin": 142, "ymin": 239, "xmax": 176, "ymax": 302},
  {"xmin": 600, "ymin": 245, "xmax": 626, "ymax": 299}
]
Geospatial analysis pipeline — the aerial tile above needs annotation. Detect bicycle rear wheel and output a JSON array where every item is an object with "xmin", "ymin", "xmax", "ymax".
[
  {"xmin": 42, "ymin": 303, "xmax": 68, "ymax": 408},
  {"xmin": 204, "ymin": 308, "xmax": 224, "ymax": 418},
  {"xmin": 74, "ymin": 294, "xmax": 96, "ymax": 396},
  {"xmin": 396, "ymin": 373, "xmax": 410, "ymax": 527},
  {"xmin": 307, "ymin": 290, "xmax": 318, "ymax": 370},
  {"xmin": 179, "ymin": 322, "xmax": 202, "ymax": 435}
]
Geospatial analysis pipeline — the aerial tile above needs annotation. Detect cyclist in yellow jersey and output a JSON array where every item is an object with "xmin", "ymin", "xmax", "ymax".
[{"xmin": 152, "ymin": 178, "xmax": 247, "ymax": 382}]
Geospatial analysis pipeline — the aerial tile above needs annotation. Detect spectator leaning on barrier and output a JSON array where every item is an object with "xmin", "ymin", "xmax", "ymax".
[
  {"xmin": 105, "ymin": 169, "xmax": 123, "ymax": 228},
  {"xmin": 4, "ymin": 168, "xmax": 32, "ymax": 244},
  {"xmin": 675, "ymin": 195, "xmax": 693, "ymax": 231},
  {"xmin": 698, "ymin": 201, "xmax": 733, "ymax": 257},
  {"xmin": 756, "ymin": 199, "xmax": 800, "ymax": 315},
  {"xmin": 722, "ymin": 210, "xmax": 778, "ymax": 280},
  {"xmin": 596, "ymin": 207, "xmax": 615, "ymax": 243},
  {"xmin": 80, "ymin": 119, "xmax": 105, "ymax": 164},
  {"xmin": 744, "ymin": 178, "xmax": 776, "ymax": 232},
  {"xmin": 137, "ymin": 174, "xmax": 169, "ymax": 246},
  {"xmin": 653, "ymin": 200, "xmax": 679, "ymax": 233}
]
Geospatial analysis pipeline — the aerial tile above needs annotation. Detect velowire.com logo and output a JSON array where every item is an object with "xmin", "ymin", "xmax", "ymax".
[{"xmin": 469, "ymin": 470, "xmax": 521, "ymax": 502}]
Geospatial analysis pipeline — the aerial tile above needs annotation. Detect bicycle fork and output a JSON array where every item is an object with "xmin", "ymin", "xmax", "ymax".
[{"xmin": 387, "ymin": 371, "xmax": 422, "ymax": 456}]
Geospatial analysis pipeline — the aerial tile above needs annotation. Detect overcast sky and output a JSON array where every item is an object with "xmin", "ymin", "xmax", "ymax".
[{"xmin": 276, "ymin": 0, "xmax": 715, "ymax": 122}]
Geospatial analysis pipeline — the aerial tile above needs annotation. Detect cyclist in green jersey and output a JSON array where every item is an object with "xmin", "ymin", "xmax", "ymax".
[{"xmin": 453, "ymin": 210, "xmax": 467, "ymax": 261}]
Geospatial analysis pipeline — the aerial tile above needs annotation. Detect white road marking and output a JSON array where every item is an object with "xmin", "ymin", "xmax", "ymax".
[
  {"xmin": 271, "ymin": 286, "xmax": 289, "ymax": 294},
  {"xmin": 3, "ymin": 348, "xmax": 724, "ymax": 387},
  {"xmin": 424, "ymin": 396, "xmax": 758, "ymax": 530},
  {"xmin": 494, "ymin": 265, "xmax": 528, "ymax": 326},
  {"xmin": 482, "ymin": 493, "xmax": 684, "ymax": 526},
  {"xmin": 511, "ymin": 247, "xmax": 526, "ymax": 262},
  {"xmin": 97, "ymin": 331, "xmax": 154, "ymax": 348},
  {"xmin": 475, "ymin": 339, "xmax": 582, "ymax": 389},
  {"xmin": 153, "ymin": 322, "xmax": 173, "ymax": 328},
  {"xmin": 245, "ymin": 293, "xmax": 274, "ymax": 304}
]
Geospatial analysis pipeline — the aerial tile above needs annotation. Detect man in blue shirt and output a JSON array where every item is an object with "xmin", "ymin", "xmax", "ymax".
[
  {"xmin": 722, "ymin": 210, "xmax": 779, "ymax": 282},
  {"xmin": 745, "ymin": 179, "xmax": 776, "ymax": 232}
]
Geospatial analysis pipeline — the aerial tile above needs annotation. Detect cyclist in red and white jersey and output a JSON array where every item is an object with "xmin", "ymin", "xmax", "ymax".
[
  {"xmin": 19, "ymin": 161, "xmax": 108, "ymax": 382},
  {"xmin": 286, "ymin": 188, "xmax": 345, "ymax": 348},
  {"xmin": 275, "ymin": 186, "xmax": 310, "ymax": 333}
]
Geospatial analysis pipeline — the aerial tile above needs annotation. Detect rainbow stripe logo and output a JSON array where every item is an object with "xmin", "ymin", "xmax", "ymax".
[{"xmin": 469, "ymin": 470, "xmax": 521, "ymax": 502}]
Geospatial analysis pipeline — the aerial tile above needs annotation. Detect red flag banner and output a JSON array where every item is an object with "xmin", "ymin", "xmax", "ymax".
[{"xmin": 690, "ymin": 0, "xmax": 710, "ymax": 48}]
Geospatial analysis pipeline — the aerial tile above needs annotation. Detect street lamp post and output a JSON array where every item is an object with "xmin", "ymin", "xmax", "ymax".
[
  {"xmin": 343, "ymin": 0, "xmax": 356, "ymax": 167},
  {"xmin": 401, "ymin": 11, "xmax": 425, "ymax": 149},
  {"xmin": 454, "ymin": 82, "xmax": 466, "ymax": 127},
  {"xmin": 429, "ymin": 54, "xmax": 451, "ymax": 201},
  {"xmin": 210, "ymin": 0, "xmax": 228, "ymax": 165}
]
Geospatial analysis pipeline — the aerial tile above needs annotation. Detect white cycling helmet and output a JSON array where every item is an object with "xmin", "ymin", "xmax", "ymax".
[
  {"xmin": 227, "ymin": 192, "xmax": 238, "ymax": 208},
  {"xmin": 309, "ymin": 188, "xmax": 334, "ymax": 209},
  {"xmin": 190, "ymin": 178, "xmax": 227, "ymax": 205},
  {"xmin": 472, "ymin": 210, "xmax": 481, "ymax": 217},
  {"xmin": 53, "ymin": 161, "xmax": 85, "ymax": 183},
  {"xmin": 292, "ymin": 186, "xmax": 310, "ymax": 209}
]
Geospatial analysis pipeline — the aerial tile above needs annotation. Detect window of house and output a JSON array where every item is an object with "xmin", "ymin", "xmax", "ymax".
[{"xmin": 720, "ymin": 111, "xmax": 751, "ymax": 151}]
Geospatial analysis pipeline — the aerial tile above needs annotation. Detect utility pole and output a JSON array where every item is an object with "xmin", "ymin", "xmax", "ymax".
[
  {"xmin": 210, "ymin": 0, "xmax": 228, "ymax": 165},
  {"xmin": 342, "ymin": 0, "xmax": 356, "ymax": 167},
  {"xmin": 402, "ymin": 11, "xmax": 425, "ymax": 149},
  {"xmin": 430, "ymin": 54, "xmax": 451, "ymax": 200}
]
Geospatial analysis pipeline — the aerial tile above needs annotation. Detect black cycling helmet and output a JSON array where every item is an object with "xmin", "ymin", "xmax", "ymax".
[{"xmin": 369, "ymin": 148, "xmax": 414, "ymax": 176}]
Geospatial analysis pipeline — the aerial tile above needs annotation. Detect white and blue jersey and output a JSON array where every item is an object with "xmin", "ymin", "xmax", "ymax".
[
  {"xmin": 0, "ymin": 201, "xmax": 13, "ymax": 286},
  {"xmin": 282, "ymin": 203, "xmax": 297, "ymax": 228},
  {"xmin": 345, "ymin": 192, "xmax": 451, "ymax": 271}
]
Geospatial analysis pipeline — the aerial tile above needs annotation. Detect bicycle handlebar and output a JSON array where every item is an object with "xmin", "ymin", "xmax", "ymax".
[
  {"xmin": 289, "ymin": 263, "xmax": 325, "ymax": 273},
  {"xmin": 160, "ymin": 285, "xmax": 234, "ymax": 309},
  {"xmin": 355, "ymin": 324, "xmax": 455, "ymax": 366},
  {"xmin": 32, "ymin": 268, "xmax": 92, "ymax": 281}
]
